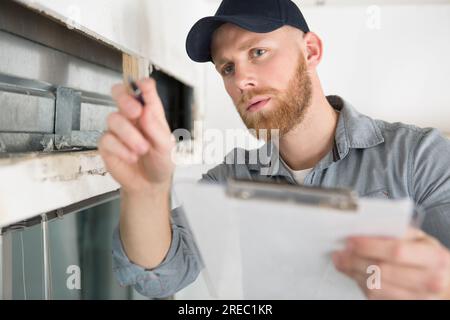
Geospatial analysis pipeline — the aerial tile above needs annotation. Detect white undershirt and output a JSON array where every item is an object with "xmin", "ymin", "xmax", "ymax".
[{"xmin": 280, "ymin": 157, "xmax": 312, "ymax": 184}]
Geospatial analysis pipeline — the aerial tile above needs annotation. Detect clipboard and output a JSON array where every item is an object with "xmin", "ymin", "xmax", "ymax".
[
  {"xmin": 173, "ymin": 178, "xmax": 418, "ymax": 300},
  {"xmin": 225, "ymin": 178, "xmax": 359, "ymax": 211}
]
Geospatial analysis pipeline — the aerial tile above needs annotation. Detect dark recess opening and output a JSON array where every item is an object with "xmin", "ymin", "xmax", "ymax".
[{"xmin": 152, "ymin": 69, "xmax": 193, "ymax": 134}]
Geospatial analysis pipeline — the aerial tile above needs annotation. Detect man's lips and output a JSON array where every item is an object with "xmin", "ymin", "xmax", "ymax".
[{"xmin": 246, "ymin": 97, "xmax": 271, "ymax": 112}]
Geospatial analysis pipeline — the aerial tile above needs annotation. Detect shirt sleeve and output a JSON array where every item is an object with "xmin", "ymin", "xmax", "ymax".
[
  {"xmin": 111, "ymin": 166, "xmax": 228, "ymax": 298},
  {"xmin": 411, "ymin": 128, "xmax": 450, "ymax": 249},
  {"xmin": 112, "ymin": 204, "xmax": 203, "ymax": 298}
]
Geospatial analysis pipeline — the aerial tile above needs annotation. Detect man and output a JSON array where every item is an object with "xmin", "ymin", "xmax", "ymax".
[{"xmin": 99, "ymin": 0, "xmax": 450, "ymax": 299}]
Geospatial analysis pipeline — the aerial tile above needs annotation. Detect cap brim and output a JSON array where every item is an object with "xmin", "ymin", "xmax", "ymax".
[{"xmin": 186, "ymin": 15, "xmax": 283, "ymax": 63}]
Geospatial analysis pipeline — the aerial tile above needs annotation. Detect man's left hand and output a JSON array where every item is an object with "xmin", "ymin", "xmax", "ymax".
[{"xmin": 333, "ymin": 228, "xmax": 450, "ymax": 299}]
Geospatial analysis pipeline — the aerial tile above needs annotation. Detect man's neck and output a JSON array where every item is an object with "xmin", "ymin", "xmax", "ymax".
[{"xmin": 276, "ymin": 93, "xmax": 339, "ymax": 171}]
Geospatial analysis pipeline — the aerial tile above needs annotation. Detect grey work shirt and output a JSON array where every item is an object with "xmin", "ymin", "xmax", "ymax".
[{"xmin": 112, "ymin": 95, "xmax": 450, "ymax": 298}]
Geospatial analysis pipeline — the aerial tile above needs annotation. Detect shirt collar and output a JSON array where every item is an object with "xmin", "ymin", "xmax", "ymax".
[
  {"xmin": 330, "ymin": 95, "xmax": 384, "ymax": 159},
  {"xmin": 248, "ymin": 95, "xmax": 385, "ymax": 178}
]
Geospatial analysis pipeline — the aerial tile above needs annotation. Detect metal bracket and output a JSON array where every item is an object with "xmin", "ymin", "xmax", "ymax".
[
  {"xmin": 41, "ymin": 213, "xmax": 52, "ymax": 300},
  {"xmin": 56, "ymin": 208, "xmax": 64, "ymax": 220},
  {"xmin": 55, "ymin": 87, "xmax": 82, "ymax": 150}
]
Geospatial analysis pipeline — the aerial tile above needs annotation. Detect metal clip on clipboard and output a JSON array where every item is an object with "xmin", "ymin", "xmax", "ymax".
[{"xmin": 225, "ymin": 178, "xmax": 359, "ymax": 211}]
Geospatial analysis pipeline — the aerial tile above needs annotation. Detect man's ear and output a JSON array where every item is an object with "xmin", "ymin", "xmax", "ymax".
[{"xmin": 303, "ymin": 32, "xmax": 323, "ymax": 69}]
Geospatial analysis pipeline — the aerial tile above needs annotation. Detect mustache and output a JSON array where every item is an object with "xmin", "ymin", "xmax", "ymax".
[{"xmin": 238, "ymin": 88, "xmax": 279, "ymax": 108}]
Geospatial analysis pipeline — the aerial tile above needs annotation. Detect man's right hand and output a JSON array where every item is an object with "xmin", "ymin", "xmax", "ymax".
[{"xmin": 99, "ymin": 78, "xmax": 176, "ymax": 195}]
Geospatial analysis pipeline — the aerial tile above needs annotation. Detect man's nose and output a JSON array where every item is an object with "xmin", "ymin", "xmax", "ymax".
[{"xmin": 234, "ymin": 66, "xmax": 257, "ymax": 92}]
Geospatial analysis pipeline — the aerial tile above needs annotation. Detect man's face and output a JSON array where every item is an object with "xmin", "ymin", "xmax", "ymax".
[{"xmin": 211, "ymin": 24, "xmax": 312, "ymax": 140}]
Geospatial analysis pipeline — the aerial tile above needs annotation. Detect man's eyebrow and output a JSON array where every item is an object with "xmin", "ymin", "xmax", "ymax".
[
  {"xmin": 237, "ymin": 38, "xmax": 261, "ymax": 51},
  {"xmin": 214, "ymin": 38, "xmax": 262, "ymax": 68},
  {"xmin": 214, "ymin": 57, "xmax": 228, "ymax": 68}
]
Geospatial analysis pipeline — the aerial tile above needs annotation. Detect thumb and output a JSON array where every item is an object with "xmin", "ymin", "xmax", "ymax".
[{"xmin": 137, "ymin": 78, "xmax": 167, "ymax": 123}]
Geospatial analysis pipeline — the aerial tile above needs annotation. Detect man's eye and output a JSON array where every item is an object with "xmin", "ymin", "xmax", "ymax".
[
  {"xmin": 252, "ymin": 49, "xmax": 267, "ymax": 58},
  {"xmin": 222, "ymin": 65, "xmax": 234, "ymax": 76}
]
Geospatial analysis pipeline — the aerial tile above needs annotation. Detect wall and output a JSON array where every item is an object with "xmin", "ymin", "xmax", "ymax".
[
  {"xmin": 16, "ymin": 0, "xmax": 208, "ymax": 87},
  {"xmin": 300, "ymin": 3, "xmax": 450, "ymax": 132}
]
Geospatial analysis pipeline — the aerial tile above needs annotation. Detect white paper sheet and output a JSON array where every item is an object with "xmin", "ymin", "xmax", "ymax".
[{"xmin": 174, "ymin": 180, "xmax": 414, "ymax": 300}]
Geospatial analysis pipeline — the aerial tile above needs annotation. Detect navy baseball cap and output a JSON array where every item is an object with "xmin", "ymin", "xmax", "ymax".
[{"xmin": 186, "ymin": 0, "xmax": 310, "ymax": 63}]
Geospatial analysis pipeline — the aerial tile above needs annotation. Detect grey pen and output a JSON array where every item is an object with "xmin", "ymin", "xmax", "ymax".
[
  {"xmin": 128, "ymin": 77, "xmax": 145, "ymax": 107},
  {"xmin": 128, "ymin": 65, "xmax": 154, "ymax": 107}
]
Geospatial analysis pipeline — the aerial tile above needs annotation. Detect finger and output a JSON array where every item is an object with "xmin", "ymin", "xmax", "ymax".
[
  {"xmin": 404, "ymin": 227, "xmax": 430, "ymax": 241},
  {"xmin": 346, "ymin": 235, "xmax": 443, "ymax": 268},
  {"xmin": 333, "ymin": 250, "xmax": 378, "ymax": 279},
  {"xmin": 333, "ymin": 251, "xmax": 440, "ymax": 294},
  {"xmin": 139, "ymin": 106, "xmax": 173, "ymax": 150},
  {"xmin": 333, "ymin": 253, "xmax": 428, "ymax": 299},
  {"xmin": 136, "ymin": 78, "xmax": 173, "ymax": 135},
  {"xmin": 98, "ymin": 133, "xmax": 138, "ymax": 164},
  {"xmin": 351, "ymin": 272, "xmax": 432, "ymax": 300},
  {"xmin": 405, "ymin": 228, "xmax": 443, "ymax": 250},
  {"xmin": 107, "ymin": 112, "xmax": 150, "ymax": 155},
  {"xmin": 141, "ymin": 117, "xmax": 174, "ymax": 151},
  {"xmin": 111, "ymin": 83, "xmax": 143, "ymax": 120}
]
